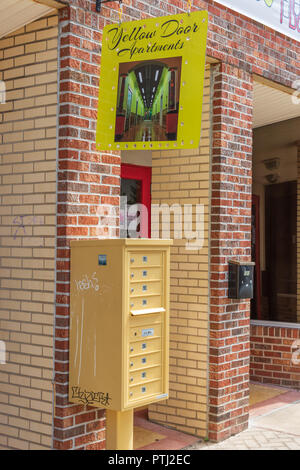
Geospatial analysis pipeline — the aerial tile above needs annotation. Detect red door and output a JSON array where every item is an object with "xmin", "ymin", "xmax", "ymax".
[{"xmin": 120, "ymin": 163, "xmax": 151, "ymax": 238}]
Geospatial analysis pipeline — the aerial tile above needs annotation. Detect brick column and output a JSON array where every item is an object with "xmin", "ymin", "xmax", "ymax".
[
  {"xmin": 53, "ymin": 4, "xmax": 120, "ymax": 450},
  {"xmin": 209, "ymin": 63, "xmax": 253, "ymax": 442}
]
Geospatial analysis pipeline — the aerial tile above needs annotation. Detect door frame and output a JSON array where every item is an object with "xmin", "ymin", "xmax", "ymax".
[
  {"xmin": 121, "ymin": 163, "xmax": 152, "ymax": 238},
  {"xmin": 125, "ymin": 87, "xmax": 133, "ymax": 131},
  {"xmin": 252, "ymin": 194, "xmax": 262, "ymax": 319}
]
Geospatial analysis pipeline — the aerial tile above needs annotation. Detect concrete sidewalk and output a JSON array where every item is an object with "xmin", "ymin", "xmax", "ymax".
[{"xmin": 185, "ymin": 385, "xmax": 300, "ymax": 451}]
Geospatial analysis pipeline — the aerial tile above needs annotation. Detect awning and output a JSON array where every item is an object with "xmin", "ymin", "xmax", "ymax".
[
  {"xmin": 0, "ymin": 0, "xmax": 65, "ymax": 39},
  {"xmin": 253, "ymin": 80, "xmax": 300, "ymax": 129}
]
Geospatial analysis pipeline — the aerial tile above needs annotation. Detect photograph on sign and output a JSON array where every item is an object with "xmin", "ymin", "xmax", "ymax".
[
  {"xmin": 96, "ymin": 11, "xmax": 208, "ymax": 151},
  {"xmin": 115, "ymin": 57, "xmax": 182, "ymax": 144}
]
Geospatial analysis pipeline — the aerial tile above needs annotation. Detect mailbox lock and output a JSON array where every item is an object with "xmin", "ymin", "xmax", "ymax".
[
  {"xmin": 141, "ymin": 387, "xmax": 146, "ymax": 393},
  {"xmin": 130, "ymin": 362, "xmax": 133, "ymax": 367},
  {"xmin": 131, "ymin": 273, "xmax": 134, "ymax": 278},
  {"xmin": 142, "ymin": 343, "xmax": 147, "ymax": 349},
  {"xmin": 130, "ymin": 258, "xmax": 134, "ymax": 263},
  {"xmin": 130, "ymin": 377, "xmax": 133, "ymax": 382},
  {"xmin": 142, "ymin": 357, "xmax": 147, "ymax": 364},
  {"xmin": 131, "ymin": 288, "xmax": 134, "ymax": 293},
  {"xmin": 130, "ymin": 347, "xmax": 134, "ymax": 352}
]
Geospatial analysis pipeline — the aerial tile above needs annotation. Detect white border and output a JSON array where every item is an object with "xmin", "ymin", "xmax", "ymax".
[{"xmin": 214, "ymin": 0, "xmax": 300, "ymax": 43}]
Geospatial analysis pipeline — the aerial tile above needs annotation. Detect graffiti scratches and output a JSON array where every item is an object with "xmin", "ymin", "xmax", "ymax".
[{"xmin": 72, "ymin": 386, "xmax": 112, "ymax": 406}]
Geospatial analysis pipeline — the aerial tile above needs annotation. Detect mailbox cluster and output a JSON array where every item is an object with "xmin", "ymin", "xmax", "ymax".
[{"xmin": 69, "ymin": 239, "xmax": 172, "ymax": 411}]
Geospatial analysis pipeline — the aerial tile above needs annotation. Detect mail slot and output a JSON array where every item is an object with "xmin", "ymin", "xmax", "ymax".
[
  {"xmin": 69, "ymin": 239, "xmax": 172, "ymax": 412},
  {"xmin": 228, "ymin": 260, "xmax": 255, "ymax": 299}
]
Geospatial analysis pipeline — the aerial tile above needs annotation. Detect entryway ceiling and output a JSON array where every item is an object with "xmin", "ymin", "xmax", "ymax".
[
  {"xmin": 253, "ymin": 81, "xmax": 300, "ymax": 129},
  {"xmin": 0, "ymin": 0, "xmax": 63, "ymax": 39}
]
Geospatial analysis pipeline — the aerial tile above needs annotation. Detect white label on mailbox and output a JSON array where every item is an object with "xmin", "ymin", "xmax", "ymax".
[
  {"xmin": 142, "ymin": 328, "xmax": 154, "ymax": 337},
  {"xmin": 156, "ymin": 393, "xmax": 168, "ymax": 400}
]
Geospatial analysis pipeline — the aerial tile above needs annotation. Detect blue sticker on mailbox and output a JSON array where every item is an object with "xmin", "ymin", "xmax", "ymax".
[{"xmin": 98, "ymin": 255, "xmax": 107, "ymax": 266}]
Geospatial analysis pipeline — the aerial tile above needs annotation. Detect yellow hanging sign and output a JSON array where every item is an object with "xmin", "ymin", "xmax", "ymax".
[{"xmin": 96, "ymin": 10, "xmax": 208, "ymax": 151}]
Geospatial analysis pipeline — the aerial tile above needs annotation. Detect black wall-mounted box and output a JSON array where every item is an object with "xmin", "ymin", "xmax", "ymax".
[{"xmin": 228, "ymin": 260, "xmax": 255, "ymax": 299}]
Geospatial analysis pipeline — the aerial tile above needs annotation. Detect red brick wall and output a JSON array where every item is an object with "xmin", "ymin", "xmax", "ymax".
[
  {"xmin": 202, "ymin": 0, "xmax": 299, "ymax": 87},
  {"xmin": 209, "ymin": 62, "xmax": 253, "ymax": 442},
  {"xmin": 53, "ymin": 4, "xmax": 120, "ymax": 450},
  {"xmin": 250, "ymin": 325, "xmax": 300, "ymax": 389}
]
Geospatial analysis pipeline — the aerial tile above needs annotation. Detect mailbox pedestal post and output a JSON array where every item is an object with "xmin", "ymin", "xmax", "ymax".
[{"xmin": 106, "ymin": 409, "xmax": 134, "ymax": 450}]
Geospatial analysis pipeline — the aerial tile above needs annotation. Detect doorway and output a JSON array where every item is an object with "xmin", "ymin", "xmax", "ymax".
[
  {"xmin": 251, "ymin": 181, "xmax": 297, "ymax": 322},
  {"xmin": 265, "ymin": 181, "xmax": 297, "ymax": 322},
  {"xmin": 120, "ymin": 162, "xmax": 151, "ymax": 239},
  {"xmin": 125, "ymin": 88, "xmax": 133, "ymax": 132}
]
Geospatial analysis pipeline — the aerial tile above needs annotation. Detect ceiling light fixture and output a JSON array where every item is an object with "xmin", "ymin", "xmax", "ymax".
[{"xmin": 265, "ymin": 173, "xmax": 279, "ymax": 184}]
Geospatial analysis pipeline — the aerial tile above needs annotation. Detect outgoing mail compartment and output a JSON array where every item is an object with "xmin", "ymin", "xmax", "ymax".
[
  {"xmin": 129, "ymin": 252, "xmax": 162, "ymax": 267},
  {"xmin": 129, "ymin": 351, "xmax": 161, "ymax": 371},
  {"xmin": 129, "ymin": 365, "xmax": 161, "ymax": 385},
  {"xmin": 129, "ymin": 280, "xmax": 161, "ymax": 296},
  {"xmin": 128, "ymin": 379, "xmax": 162, "ymax": 401},
  {"xmin": 129, "ymin": 337, "xmax": 161, "ymax": 356}
]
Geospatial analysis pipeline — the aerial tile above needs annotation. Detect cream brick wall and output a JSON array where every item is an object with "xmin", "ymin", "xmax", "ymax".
[
  {"xmin": 0, "ymin": 14, "xmax": 58, "ymax": 450},
  {"xmin": 148, "ymin": 67, "xmax": 211, "ymax": 437}
]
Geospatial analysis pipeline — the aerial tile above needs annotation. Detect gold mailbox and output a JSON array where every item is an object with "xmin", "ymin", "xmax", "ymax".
[{"xmin": 69, "ymin": 239, "xmax": 172, "ymax": 412}]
